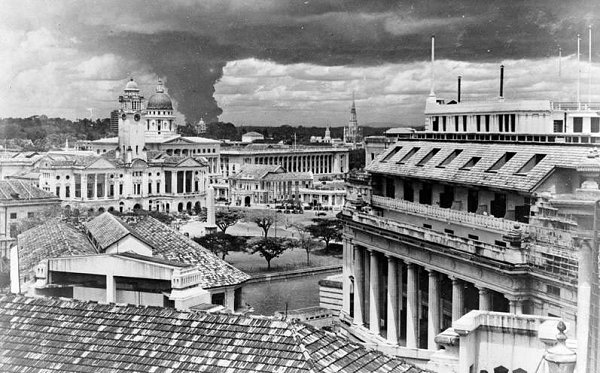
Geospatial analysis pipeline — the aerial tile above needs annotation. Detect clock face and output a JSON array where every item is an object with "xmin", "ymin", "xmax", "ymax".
[
  {"xmin": 134, "ymin": 114, "xmax": 141, "ymax": 121},
  {"xmin": 121, "ymin": 113, "xmax": 127, "ymax": 120}
]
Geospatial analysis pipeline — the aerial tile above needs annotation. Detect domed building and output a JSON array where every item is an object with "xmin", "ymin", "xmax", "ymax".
[{"xmin": 145, "ymin": 80, "xmax": 177, "ymax": 137}]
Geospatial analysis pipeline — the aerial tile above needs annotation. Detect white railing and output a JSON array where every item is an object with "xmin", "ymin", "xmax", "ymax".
[
  {"xmin": 371, "ymin": 195, "xmax": 517, "ymax": 232},
  {"xmin": 370, "ymin": 195, "xmax": 574, "ymax": 247}
]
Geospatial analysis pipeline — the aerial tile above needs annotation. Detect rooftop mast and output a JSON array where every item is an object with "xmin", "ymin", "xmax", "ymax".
[
  {"xmin": 430, "ymin": 35, "xmax": 435, "ymax": 97},
  {"xmin": 577, "ymin": 33, "xmax": 581, "ymax": 109},
  {"xmin": 589, "ymin": 25, "xmax": 592, "ymax": 105}
]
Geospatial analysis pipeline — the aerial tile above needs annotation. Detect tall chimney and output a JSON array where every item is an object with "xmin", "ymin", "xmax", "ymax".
[
  {"xmin": 499, "ymin": 65, "xmax": 505, "ymax": 99},
  {"xmin": 457, "ymin": 76, "xmax": 462, "ymax": 103}
]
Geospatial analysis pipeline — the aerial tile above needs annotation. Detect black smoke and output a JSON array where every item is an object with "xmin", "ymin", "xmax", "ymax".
[{"xmin": 76, "ymin": 0, "xmax": 599, "ymax": 124}]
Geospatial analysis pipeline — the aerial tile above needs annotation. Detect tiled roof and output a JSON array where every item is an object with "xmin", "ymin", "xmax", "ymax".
[
  {"xmin": 17, "ymin": 220, "xmax": 97, "ymax": 277},
  {"xmin": 47, "ymin": 154, "xmax": 107, "ymax": 168},
  {"xmin": 231, "ymin": 164, "xmax": 283, "ymax": 180},
  {"xmin": 264, "ymin": 172, "xmax": 313, "ymax": 181},
  {"xmin": 129, "ymin": 216, "xmax": 250, "ymax": 288},
  {"xmin": 0, "ymin": 295, "xmax": 422, "ymax": 373},
  {"xmin": 0, "ymin": 180, "xmax": 59, "ymax": 201},
  {"xmin": 369, "ymin": 140, "xmax": 590, "ymax": 193},
  {"xmin": 85, "ymin": 213, "xmax": 136, "ymax": 250}
]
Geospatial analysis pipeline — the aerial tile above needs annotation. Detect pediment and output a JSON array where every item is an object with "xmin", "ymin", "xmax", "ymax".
[
  {"xmin": 86, "ymin": 158, "xmax": 117, "ymax": 170},
  {"xmin": 163, "ymin": 136, "xmax": 195, "ymax": 145},
  {"xmin": 177, "ymin": 158, "xmax": 203, "ymax": 167},
  {"xmin": 131, "ymin": 158, "xmax": 149, "ymax": 168}
]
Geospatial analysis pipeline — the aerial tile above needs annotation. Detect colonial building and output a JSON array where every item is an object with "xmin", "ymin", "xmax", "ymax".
[
  {"xmin": 13, "ymin": 212, "xmax": 249, "ymax": 311},
  {"xmin": 221, "ymin": 143, "xmax": 350, "ymax": 180},
  {"xmin": 39, "ymin": 79, "xmax": 211, "ymax": 214},
  {"xmin": 338, "ymin": 75, "xmax": 600, "ymax": 369},
  {"xmin": 78, "ymin": 79, "xmax": 221, "ymax": 182},
  {"xmin": 0, "ymin": 180, "xmax": 61, "ymax": 262}
]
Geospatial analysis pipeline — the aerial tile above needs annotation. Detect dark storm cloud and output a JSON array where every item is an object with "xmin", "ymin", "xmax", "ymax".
[{"xmin": 68, "ymin": 0, "xmax": 599, "ymax": 123}]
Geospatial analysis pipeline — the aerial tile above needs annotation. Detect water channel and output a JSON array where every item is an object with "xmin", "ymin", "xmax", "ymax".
[{"xmin": 243, "ymin": 271, "xmax": 340, "ymax": 316}]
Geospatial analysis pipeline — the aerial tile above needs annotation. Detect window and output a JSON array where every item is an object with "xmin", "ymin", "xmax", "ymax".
[
  {"xmin": 454, "ymin": 116, "xmax": 459, "ymax": 132},
  {"xmin": 486, "ymin": 152, "xmax": 516, "ymax": 172},
  {"xmin": 476, "ymin": 116, "xmax": 481, "ymax": 132},
  {"xmin": 592, "ymin": 117, "xmax": 600, "ymax": 133},
  {"xmin": 510, "ymin": 114, "xmax": 516, "ymax": 132},
  {"xmin": 381, "ymin": 146, "xmax": 402, "ymax": 162},
  {"xmin": 416, "ymin": 148, "xmax": 440, "ymax": 166},
  {"xmin": 212, "ymin": 292, "xmax": 225, "ymax": 306},
  {"xmin": 442, "ymin": 116, "xmax": 447, "ymax": 131},
  {"xmin": 397, "ymin": 147, "xmax": 420, "ymax": 164},
  {"xmin": 432, "ymin": 116, "xmax": 439, "ymax": 131},
  {"xmin": 516, "ymin": 154, "xmax": 546, "ymax": 174},
  {"xmin": 547, "ymin": 285, "xmax": 561, "ymax": 297},
  {"xmin": 437, "ymin": 149, "xmax": 463, "ymax": 167},
  {"xmin": 462, "ymin": 115, "xmax": 467, "ymax": 132},
  {"xmin": 573, "ymin": 117, "xmax": 583, "ymax": 133},
  {"xmin": 9, "ymin": 213, "xmax": 17, "ymax": 219},
  {"xmin": 553, "ymin": 120, "xmax": 563, "ymax": 133},
  {"xmin": 27, "ymin": 212, "xmax": 34, "ymax": 218},
  {"xmin": 485, "ymin": 115, "xmax": 490, "ymax": 132},
  {"xmin": 460, "ymin": 157, "xmax": 481, "ymax": 170},
  {"xmin": 498, "ymin": 114, "xmax": 504, "ymax": 132}
]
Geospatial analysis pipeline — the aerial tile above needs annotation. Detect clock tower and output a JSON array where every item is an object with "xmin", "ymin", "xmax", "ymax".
[{"xmin": 118, "ymin": 78, "xmax": 147, "ymax": 162}]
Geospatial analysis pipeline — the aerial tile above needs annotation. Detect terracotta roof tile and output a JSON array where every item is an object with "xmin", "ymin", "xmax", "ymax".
[
  {"xmin": 0, "ymin": 296, "xmax": 423, "ymax": 373},
  {"xmin": 0, "ymin": 180, "xmax": 59, "ymax": 201},
  {"xmin": 17, "ymin": 220, "xmax": 97, "ymax": 277},
  {"xmin": 369, "ymin": 140, "xmax": 590, "ymax": 193}
]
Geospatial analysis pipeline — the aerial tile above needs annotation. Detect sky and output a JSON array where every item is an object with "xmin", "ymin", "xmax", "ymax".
[{"xmin": 1, "ymin": 0, "xmax": 600, "ymax": 127}]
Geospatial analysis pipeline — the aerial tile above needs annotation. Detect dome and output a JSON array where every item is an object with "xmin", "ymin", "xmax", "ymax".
[
  {"xmin": 147, "ymin": 92, "xmax": 173, "ymax": 110},
  {"xmin": 124, "ymin": 78, "xmax": 139, "ymax": 91}
]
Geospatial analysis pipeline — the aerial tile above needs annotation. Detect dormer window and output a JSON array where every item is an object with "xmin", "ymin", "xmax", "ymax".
[
  {"xmin": 486, "ymin": 152, "xmax": 516, "ymax": 173},
  {"xmin": 397, "ymin": 147, "xmax": 421, "ymax": 164},
  {"xmin": 515, "ymin": 154, "xmax": 546, "ymax": 175},
  {"xmin": 381, "ymin": 146, "xmax": 402, "ymax": 162},
  {"xmin": 437, "ymin": 149, "xmax": 463, "ymax": 168},
  {"xmin": 460, "ymin": 157, "xmax": 481, "ymax": 170},
  {"xmin": 416, "ymin": 148, "xmax": 440, "ymax": 166}
]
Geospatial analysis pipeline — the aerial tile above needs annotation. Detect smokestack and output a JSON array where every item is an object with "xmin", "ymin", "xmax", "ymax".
[
  {"xmin": 577, "ymin": 33, "xmax": 581, "ymax": 108},
  {"xmin": 499, "ymin": 65, "xmax": 505, "ymax": 99},
  {"xmin": 457, "ymin": 76, "xmax": 462, "ymax": 103},
  {"xmin": 429, "ymin": 35, "xmax": 435, "ymax": 96},
  {"xmin": 589, "ymin": 25, "xmax": 592, "ymax": 105}
]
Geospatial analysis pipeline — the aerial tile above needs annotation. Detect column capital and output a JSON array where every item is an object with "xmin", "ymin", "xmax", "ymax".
[
  {"xmin": 449, "ymin": 275, "xmax": 461, "ymax": 284},
  {"xmin": 426, "ymin": 268, "xmax": 438, "ymax": 278}
]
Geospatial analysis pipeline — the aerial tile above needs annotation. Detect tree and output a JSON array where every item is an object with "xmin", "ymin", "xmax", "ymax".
[
  {"xmin": 215, "ymin": 208, "xmax": 245, "ymax": 233},
  {"xmin": 306, "ymin": 218, "xmax": 343, "ymax": 251},
  {"xmin": 293, "ymin": 224, "xmax": 322, "ymax": 265},
  {"xmin": 245, "ymin": 209, "xmax": 278, "ymax": 238},
  {"xmin": 193, "ymin": 232, "xmax": 246, "ymax": 260},
  {"xmin": 247, "ymin": 237, "xmax": 291, "ymax": 270}
]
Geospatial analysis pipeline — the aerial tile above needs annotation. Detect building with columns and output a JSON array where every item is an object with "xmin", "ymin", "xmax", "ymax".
[
  {"xmin": 38, "ymin": 79, "xmax": 211, "ymax": 214},
  {"xmin": 78, "ymin": 79, "xmax": 221, "ymax": 183},
  {"xmin": 220, "ymin": 143, "xmax": 349, "ymax": 180},
  {"xmin": 337, "ymin": 88, "xmax": 600, "ymax": 368}
]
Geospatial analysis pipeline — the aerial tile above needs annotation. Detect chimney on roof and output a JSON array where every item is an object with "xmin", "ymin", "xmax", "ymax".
[
  {"xmin": 457, "ymin": 76, "xmax": 462, "ymax": 103},
  {"xmin": 499, "ymin": 65, "xmax": 505, "ymax": 100}
]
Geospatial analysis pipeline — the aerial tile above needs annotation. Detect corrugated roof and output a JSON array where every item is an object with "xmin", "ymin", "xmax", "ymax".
[
  {"xmin": 17, "ymin": 220, "xmax": 97, "ymax": 277},
  {"xmin": 0, "ymin": 180, "xmax": 59, "ymax": 201},
  {"xmin": 369, "ymin": 140, "xmax": 590, "ymax": 193},
  {"xmin": 0, "ymin": 295, "xmax": 422, "ymax": 373},
  {"xmin": 129, "ymin": 217, "xmax": 250, "ymax": 288}
]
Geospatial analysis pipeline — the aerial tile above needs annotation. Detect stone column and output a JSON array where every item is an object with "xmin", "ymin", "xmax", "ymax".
[
  {"xmin": 369, "ymin": 250, "xmax": 381, "ymax": 336},
  {"xmin": 477, "ymin": 286, "xmax": 491, "ymax": 311},
  {"xmin": 353, "ymin": 246, "xmax": 364, "ymax": 326},
  {"xmin": 93, "ymin": 173, "xmax": 98, "ymax": 199},
  {"xmin": 386, "ymin": 256, "xmax": 398, "ymax": 344},
  {"xmin": 106, "ymin": 275, "xmax": 116, "ymax": 303},
  {"xmin": 427, "ymin": 269, "xmax": 440, "ymax": 350},
  {"xmin": 81, "ymin": 173, "xmax": 87, "ymax": 200},
  {"xmin": 104, "ymin": 174, "xmax": 108, "ymax": 198},
  {"xmin": 507, "ymin": 296, "xmax": 523, "ymax": 314},
  {"xmin": 406, "ymin": 262, "xmax": 418, "ymax": 348},
  {"xmin": 451, "ymin": 277, "xmax": 464, "ymax": 321},
  {"xmin": 171, "ymin": 170, "xmax": 177, "ymax": 195},
  {"xmin": 342, "ymin": 239, "xmax": 352, "ymax": 315}
]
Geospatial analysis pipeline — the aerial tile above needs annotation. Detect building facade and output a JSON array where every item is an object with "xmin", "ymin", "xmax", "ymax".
[
  {"xmin": 338, "ymin": 87, "xmax": 600, "ymax": 368},
  {"xmin": 221, "ymin": 143, "xmax": 350, "ymax": 180}
]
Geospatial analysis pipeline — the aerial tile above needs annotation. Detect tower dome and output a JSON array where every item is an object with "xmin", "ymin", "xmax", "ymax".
[
  {"xmin": 147, "ymin": 80, "xmax": 173, "ymax": 110},
  {"xmin": 124, "ymin": 78, "xmax": 139, "ymax": 91}
]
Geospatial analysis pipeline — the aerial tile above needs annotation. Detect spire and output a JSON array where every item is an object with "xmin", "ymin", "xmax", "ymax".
[{"xmin": 156, "ymin": 79, "xmax": 165, "ymax": 93}]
